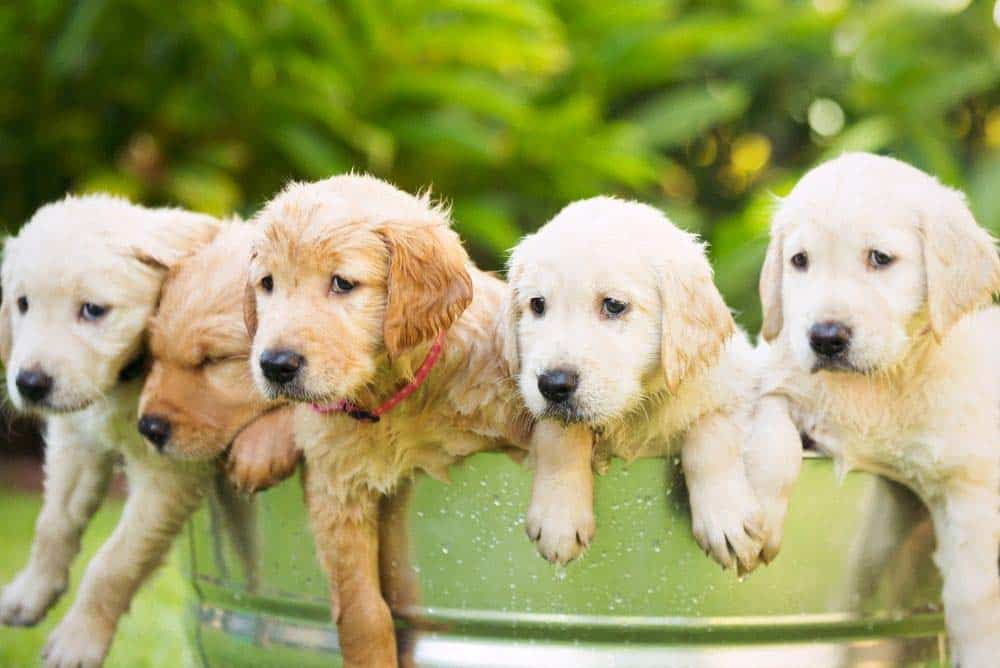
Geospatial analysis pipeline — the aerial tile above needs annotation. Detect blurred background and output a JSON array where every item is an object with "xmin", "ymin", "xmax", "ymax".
[
  {"xmin": 0, "ymin": 1, "xmax": 997, "ymax": 665},
  {"xmin": 2, "ymin": 0, "xmax": 999, "ymax": 330}
]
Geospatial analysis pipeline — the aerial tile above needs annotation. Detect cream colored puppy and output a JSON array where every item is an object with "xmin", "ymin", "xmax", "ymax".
[
  {"xmin": 0, "ymin": 195, "xmax": 219, "ymax": 668},
  {"xmin": 756, "ymin": 153, "xmax": 1000, "ymax": 667},
  {"xmin": 504, "ymin": 197, "xmax": 790, "ymax": 571}
]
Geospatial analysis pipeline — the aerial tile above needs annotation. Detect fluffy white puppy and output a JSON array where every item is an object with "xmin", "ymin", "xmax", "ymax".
[
  {"xmin": 504, "ymin": 197, "xmax": 797, "ymax": 570},
  {"xmin": 0, "ymin": 195, "xmax": 219, "ymax": 668},
  {"xmin": 756, "ymin": 153, "xmax": 1000, "ymax": 668}
]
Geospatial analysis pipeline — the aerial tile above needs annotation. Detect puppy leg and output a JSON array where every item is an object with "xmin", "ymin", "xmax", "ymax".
[
  {"xmin": 1, "ymin": 431, "xmax": 114, "ymax": 627},
  {"xmin": 929, "ymin": 481, "xmax": 1000, "ymax": 668},
  {"xmin": 304, "ymin": 469, "xmax": 394, "ymax": 667},
  {"xmin": 41, "ymin": 460, "xmax": 208, "ymax": 668},
  {"xmin": 744, "ymin": 394, "xmax": 802, "ymax": 564},
  {"xmin": 525, "ymin": 420, "xmax": 595, "ymax": 565},
  {"xmin": 683, "ymin": 410, "xmax": 765, "ymax": 574}
]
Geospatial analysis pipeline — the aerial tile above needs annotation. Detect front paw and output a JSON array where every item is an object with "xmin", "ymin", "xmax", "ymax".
[
  {"xmin": 227, "ymin": 409, "xmax": 301, "ymax": 493},
  {"xmin": 757, "ymin": 494, "xmax": 790, "ymax": 565},
  {"xmin": 0, "ymin": 569, "xmax": 66, "ymax": 627},
  {"xmin": 42, "ymin": 611, "xmax": 114, "ymax": 668},
  {"xmin": 688, "ymin": 475, "xmax": 765, "ymax": 575},
  {"xmin": 525, "ymin": 487, "xmax": 596, "ymax": 565}
]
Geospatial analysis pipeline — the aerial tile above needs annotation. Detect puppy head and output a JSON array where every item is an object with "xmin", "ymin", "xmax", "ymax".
[
  {"xmin": 247, "ymin": 175, "xmax": 472, "ymax": 403},
  {"xmin": 760, "ymin": 152, "xmax": 1000, "ymax": 374},
  {"xmin": 1, "ymin": 195, "xmax": 218, "ymax": 414},
  {"xmin": 139, "ymin": 223, "xmax": 275, "ymax": 459},
  {"xmin": 505, "ymin": 197, "xmax": 734, "ymax": 425}
]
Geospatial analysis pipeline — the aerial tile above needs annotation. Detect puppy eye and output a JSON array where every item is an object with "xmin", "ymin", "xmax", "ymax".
[
  {"xmin": 790, "ymin": 252, "xmax": 809, "ymax": 270},
  {"xmin": 868, "ymin": 249, "xmax": 895, "ymax": 269},
  {"xmin": 260, "ymin": 275, "xmax": 274, "ymax": 293},
  {"xmin": 529, "ymin": 297, "xmax": 545, "ymax": 316},
  {"xmin": 16, "ymin": 296, "xmax": 28, "ymax": 314},
  {"xmin": 601, "ymin": 297, "xmax": 628, "ymax": 318},
  {"xmin": 80, "ymin": 303, "xmax": 109, "ymax": 322},
  {"xmin": 331, "ymin": 275, "xmax": 355, "ymax": 294}
]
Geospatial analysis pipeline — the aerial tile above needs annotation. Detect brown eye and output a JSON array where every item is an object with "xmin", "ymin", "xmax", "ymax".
[
  {"xmin": 790, "ymin": 252, "xmax": 808, "ymax": 270},
  {"xmin": 602, "ymin": 297, "xmax": 628, "ymax": 318},
  {"xmin": 529, "ymin": 297, "xmax": 545, "ymax": 316},
  {"xmin": 80, "ymin": 303, "xmax": 109, "ymax": 322},
  {"xmin": 868, "ymin": 249, "xmax": 895, "ymax": 268},
  {"xmin": 16, "ymin": 296, "xmax": 28, "ymax": 314},
  {"xmin": 331, "ymin": 275, "xmax": 355, "ymax": 294},
  {"xmin": 261, "ymin": 275, "xmax": 273, "ymax": 293}
]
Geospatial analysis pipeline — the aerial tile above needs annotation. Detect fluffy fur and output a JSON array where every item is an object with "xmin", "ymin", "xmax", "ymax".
[
  {"xmin": 244, "ymin": 175, "xmax": 536, "ymax": 667},
  {"xmin": 0, "ymin": 194, "xmax": 220, "ymax": 668},
  {"xmin": 139, "ymin": 221, "xmax": 299, "ymax": 492},
  {"xmin": 504, "ymin": 197, "xmax": 797, "ymax": 569},
  {"xmin": 756, "ymin": 152, "xmax": 1000, "ymax": 667}
]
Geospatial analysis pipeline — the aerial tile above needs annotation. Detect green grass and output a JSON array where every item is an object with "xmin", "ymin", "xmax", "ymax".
[{"xmin": 0, "ymin": 487, "xmax": 195, "ymax": 668}]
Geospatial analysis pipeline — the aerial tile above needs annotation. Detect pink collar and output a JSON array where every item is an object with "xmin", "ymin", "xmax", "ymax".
[{"xmin": 310, "ymin": 330, "xmax": 448, "ymax": 423}]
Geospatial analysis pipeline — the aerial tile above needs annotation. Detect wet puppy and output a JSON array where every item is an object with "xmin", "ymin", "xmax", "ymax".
[
  {"xmin": 756, "ymin": 153, "xmax": 1000, "ymax": 667},
  {"xmin": 138, "ymin": 221, "xmax": 299, "ymax": 492},
  {"xmin": 505, "ymin": 197, "xmax": 792, "ymax": 571},
  {"xmin": 0, "ymin": 195, "xmax": 219, "ymax": 668},
  {"xmin": 244, "ymin": 175, "xmax": 538, "ymax": 667}
]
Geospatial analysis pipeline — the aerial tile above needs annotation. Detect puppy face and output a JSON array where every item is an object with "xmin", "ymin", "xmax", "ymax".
[
  {"xmin": 505, "ymin": 197, "xmax": 734, "ymax": 426},
  {"xmin": 247, "ymin": 176, "xmax": 472, "ymax": 404},
  {"xmin": 760, "ymin": 153, "xmax": 1000, "ymax": 374},
  {"xmin": 139, "ymin": 224, "xmax": 274, "ymax": 459},
  {"xmin": 0, "ymin": 195, "xmax": 218, "ymax": 414}
]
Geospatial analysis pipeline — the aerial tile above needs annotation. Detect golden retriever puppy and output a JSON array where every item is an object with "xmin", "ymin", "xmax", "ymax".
[
  {"xmin": 138, "ymin": 220, "xmax": 299, "ymax": 493},
  {"xmin": 244, "ymin": 175, "xmax": 539, "ymax": 667},
  {"xmin": 0, "ymin": 194, "xmax": 219, "ymax": 668},
  {"xmin": 504, "ymin": 197, "xmax": 795, "ymax": 571},
  {"xmin": 755, "ymin": 152, "xmax": 1000, "ymax": 667}
]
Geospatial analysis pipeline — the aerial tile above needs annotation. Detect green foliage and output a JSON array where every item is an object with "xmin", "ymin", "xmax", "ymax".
[{"xmin": 0, "ymin": 0, "xmax": 997, "ymax": 330}]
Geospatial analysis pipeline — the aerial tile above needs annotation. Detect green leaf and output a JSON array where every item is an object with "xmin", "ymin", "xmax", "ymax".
[{"xmin": 627, "ymin": 83, "xmax": 750, "ymax": 149}]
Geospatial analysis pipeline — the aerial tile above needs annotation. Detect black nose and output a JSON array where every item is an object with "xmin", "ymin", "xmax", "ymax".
[
  {"xmin": 15, "ymin": 369, "xmax": 53, "ymax": 403},
  {"xmin": 259, "ymin": 349, "xmax": 305, "ymax": 385},
  {"xmin": 537, "ymin": 369, "xmax": 579, "ymax": 403},
  {"xmin": 809, "ymin": 321, "xmax": 852, "ymax": 358},
  {"xmin": 138, "ymin": 415, "xmax": 171, "ymax": 450}
]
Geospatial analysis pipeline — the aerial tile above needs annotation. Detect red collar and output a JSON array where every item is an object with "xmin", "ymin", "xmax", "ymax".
[{"xmin": 310, "ymin": 330, "xmax": 448, "ymax": 423}]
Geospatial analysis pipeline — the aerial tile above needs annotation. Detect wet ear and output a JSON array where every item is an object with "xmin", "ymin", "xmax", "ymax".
[
  {"xmin": 759, "ymin": 227, "xmax": 784, "ymax": 342},
  {"xmin": 922, "ymin": 190, "xmax": 1000, "ymax": 340},
  {"xmin": 377, "ymin": 219, "xmax": 474, "ymax": 359},
  {"xmin": 659, "ymin": 258, "xmax": 736, "ymax": 394},
  {"xmin": 0, "ymin": 277, "xmax": 11, "ymax": 366},
  {"xmin": 130, "ymin": 211, "xmax": 221, "ymax": 273}
]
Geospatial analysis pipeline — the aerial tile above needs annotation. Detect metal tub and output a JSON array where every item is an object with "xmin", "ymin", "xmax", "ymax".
[{"xmin": 184, "ymin": 452, "xmax": 946, "ymax": 667}]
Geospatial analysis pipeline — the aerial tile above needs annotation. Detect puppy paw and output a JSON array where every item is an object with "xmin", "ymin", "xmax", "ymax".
[
  {"xmin": 757, "ymin": 494, "xmax": 791, "ymax": 565},
  {"xmin": 0, "ymin": 569, "xmax": 66, "ymax": 627},
  {"xmin": 526, "ymin": 488, "xmax": 596, "ymax": 565},
  {"xmin": 688, "ymin": 475, "xmax": 765, "ymax": 575},
  {"xmin": 227, "ymin": 408, "xmax": 301, "ymax": 493},
  {"xmin": 42, "ymin": 612, "xmax": 113, "ymax": 668}
]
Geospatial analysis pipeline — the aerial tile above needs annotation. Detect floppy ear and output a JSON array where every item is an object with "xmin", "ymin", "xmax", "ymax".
[
  {"xmin": 0, "ymin": 277, "xmax": 11, "ymax": 366},
  {"xmin": 759, "ymin": 227, "xmax": 784, "ymax": 342},
  {"xmin": 497, "ymin": 288, "xmax": 521, "ymax": 377},
  {"xmin": 377, "ymin": 220, "xmax": 474, "ymax": 358},
  {"xmin": 659, "ymin": 259, "xmax": 736, "ymax": 394},
  {"xmin": 131, "ymin": 211, "xmax": 221, "ymax": 273},
  {"xmin": 244, "ymin": 281, "xmax": 258, "ymax": 339},
  {"xmin": 922, "ymin": 190, "xmax": 1000, "ymax": 340}
]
